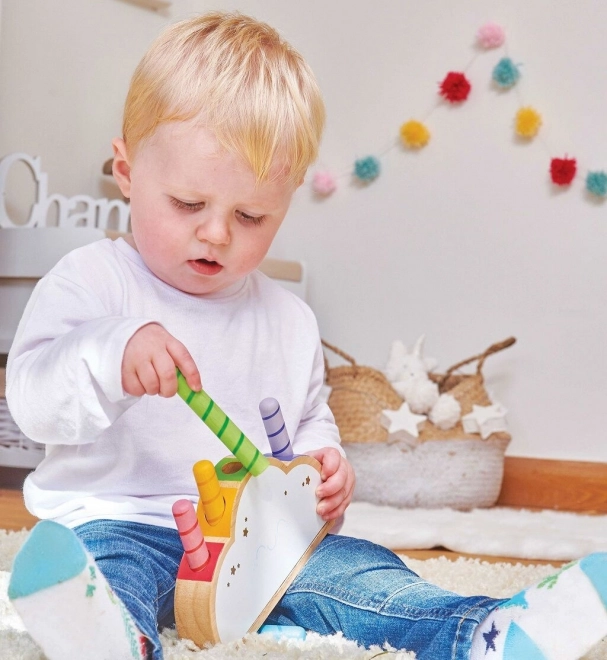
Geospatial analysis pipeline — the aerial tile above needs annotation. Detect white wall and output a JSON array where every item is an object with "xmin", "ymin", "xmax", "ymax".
[{"xmin": 1, "ymin": 0, "xmax": 606, "ymax": 461}]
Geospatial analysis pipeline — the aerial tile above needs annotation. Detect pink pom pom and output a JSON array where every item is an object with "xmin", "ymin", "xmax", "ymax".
[
  {"xmin": 312, "ymin": 171, "xmax": 337, "ymax": 196},
  {"xmin": 476, "ymin": 22, "xmax": 505, "ymax": 49}
]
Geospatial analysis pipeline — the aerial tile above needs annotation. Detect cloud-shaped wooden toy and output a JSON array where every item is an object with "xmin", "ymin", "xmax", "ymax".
[{"xmin": 173, "ymin": 374, "xmax": 332, "ymax": 646}]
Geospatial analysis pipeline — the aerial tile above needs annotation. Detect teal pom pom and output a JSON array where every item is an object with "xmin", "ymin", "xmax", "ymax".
[
  {"xmin": 354, "ymin": 156, "xmax": 381, "ymax": 182},
  {"xmin": 586, "ymin": 171, "xmax": 607, "ymax": 198},
  {"xmin": 492, "ymin": 58, "xmax": 520, "ymax": 88}
]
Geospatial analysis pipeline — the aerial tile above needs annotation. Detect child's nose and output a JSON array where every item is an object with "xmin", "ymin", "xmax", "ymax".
[{"xmin": 195, "ymin": 213, "xmax": 230, "ymax": 246}]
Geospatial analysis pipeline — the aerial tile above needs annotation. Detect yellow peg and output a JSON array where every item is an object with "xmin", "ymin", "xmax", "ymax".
[{"xmin": 194, "ymin": 460, "xmax": 225, "ymax": 526}]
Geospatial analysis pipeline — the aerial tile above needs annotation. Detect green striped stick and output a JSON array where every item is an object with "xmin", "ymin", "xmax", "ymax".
[{"xmin": 176, "ymin": 370, "xmax": 269, "ymax": 476}]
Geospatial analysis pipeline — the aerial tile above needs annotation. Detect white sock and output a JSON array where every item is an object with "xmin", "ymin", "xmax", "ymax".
[
  {"xmin": 9, "ymin": 520, "xmax": 149, "ymax": 660},
  {"xmin": 471, "ymin": 553, "xmax": 607, "ymax": 659}
]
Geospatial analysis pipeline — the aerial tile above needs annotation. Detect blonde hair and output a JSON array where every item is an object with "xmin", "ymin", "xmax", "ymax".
[{"xmin": 122, "ymin": 12, "xmax": 325, "ymax": 185}]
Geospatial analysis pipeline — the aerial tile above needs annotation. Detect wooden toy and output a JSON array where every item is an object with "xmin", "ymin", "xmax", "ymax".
[
  {"xmin": 173, "ymin": 373, "xmax": 332, "ymax": 646},
  {"xmin": 259, "ymin": 396, "xmax": 294, "ymax": 460},
  {"xmin": 176, "ymin": 372, "xmax": 269, "ymax": 476},
  {"xmin": 172, "ymin": 499, "xmax": 210, "ymax": 571}
]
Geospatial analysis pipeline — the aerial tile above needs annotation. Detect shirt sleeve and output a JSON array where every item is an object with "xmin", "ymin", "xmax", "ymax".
[
  {"xmin": 6, "ymin": 271, "xmax": 152, "ymax": 445},
  {"xmin": 291, "ymin": 334, "xmax": 345, "ymax": 457}
]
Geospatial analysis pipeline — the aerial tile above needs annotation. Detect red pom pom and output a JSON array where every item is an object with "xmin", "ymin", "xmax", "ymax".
[
  {"xmin": 439, "ymin": 72, "xmax": 471, "ymax": 103},
  {"xmin": 550, "ymin": 157, "xmax": 577, "ymax": 186}
]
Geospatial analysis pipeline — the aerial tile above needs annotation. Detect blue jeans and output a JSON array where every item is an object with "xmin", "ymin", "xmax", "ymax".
[{"xmin": 74, "ymin": 520, "xmax": 505, "ymax": 660}]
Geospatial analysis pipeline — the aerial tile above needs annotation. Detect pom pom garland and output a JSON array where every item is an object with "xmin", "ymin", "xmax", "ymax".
[
  {"xmin": 312, "ymin": 171, "xmax": 337, "ymax": 196},
  {"xmin": 550, "ymin": 157, "xmax": 577, "ymax": 186},
  {"xmin": 515, "ymin": 107, "xmax": 542, "ymax": 138},
  {"xmin": 310, "ymin": 21, "xmax": 603, "ymax": 205},
  {"xmin": 586, "ymin": 171, "xmax": 607, "ymax": 198},
  {"xmin": 476, "ymin": 22, "xmax": 506, "ymax": 49},
  {"xmin": 492, "ymin": 57, "xmax": 520, "ymax": 88},
  {"xmin": 439, "ymin": 72, "xmax": 471, "ymax": 103},
  {"xmin": 353, "ymin": 156, "xmax": 381, "ymax": 182},
  {"xmin": 400, "ymin": 120, "xmax": 431, "ymax": 148}
]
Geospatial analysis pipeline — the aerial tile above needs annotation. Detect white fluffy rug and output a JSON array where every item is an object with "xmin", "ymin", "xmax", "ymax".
[
  {"xmin": 341, "ymin": 502, "xmax": 607, "ymax": 562},
  {"xmin": 1, "ymin": 528, "xmax": 606, "ymax": 659}
]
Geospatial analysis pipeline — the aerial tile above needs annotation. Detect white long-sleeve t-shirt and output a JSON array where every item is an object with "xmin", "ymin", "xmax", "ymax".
[{"xmin": 6, "ymin": 238, "xmax": 342, "ymax": 529}]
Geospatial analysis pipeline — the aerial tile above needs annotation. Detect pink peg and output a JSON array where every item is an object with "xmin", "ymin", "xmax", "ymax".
[{"xmin": 172, "ymin": 499, "xmax": 210, "ymax": 571}]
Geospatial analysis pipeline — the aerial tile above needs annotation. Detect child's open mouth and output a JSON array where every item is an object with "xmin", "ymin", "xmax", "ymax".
[{"xmin": 189, "ymin": 258, "xmax": 223, "ymax": 276}]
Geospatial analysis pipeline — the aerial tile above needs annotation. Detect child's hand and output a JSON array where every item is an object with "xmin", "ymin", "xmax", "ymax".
[
  {"xmin": 122, "ymin": 323, "xmax": 202, "ymax": 397},
  {"xmin": 305, "ymin": 447, "xmax": 356, "ymax": 521}
]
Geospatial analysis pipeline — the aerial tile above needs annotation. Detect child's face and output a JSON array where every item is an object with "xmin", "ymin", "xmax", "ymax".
[{"xmin": 112, "ymin": 121, "xmax": 298, "ymax": 296}]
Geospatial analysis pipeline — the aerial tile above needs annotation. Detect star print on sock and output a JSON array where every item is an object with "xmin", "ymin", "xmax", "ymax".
[{"xmin": 483, "ymin": 621, "xmax": 500, "ymax": 652}]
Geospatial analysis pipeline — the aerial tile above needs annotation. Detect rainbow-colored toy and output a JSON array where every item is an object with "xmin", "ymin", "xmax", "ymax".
[
  {"xmin": 176, "ymin": 371, "xmax": 269, "ymax": 476},
  {"xmin": 173, "ymin": 375, "xmax": 331, "ymax": 645}
]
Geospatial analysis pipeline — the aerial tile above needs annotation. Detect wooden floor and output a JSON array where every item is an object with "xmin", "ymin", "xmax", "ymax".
[
  {"xmin": 3, "ymin": 456, "xmax": 606, "ymax": 567},
  {"xmin": 0, "ymin": 487, "xmax": 563, "ymax": 566},
  {"xmin": 0, "ymin": 488, "xmax": 38, "ymax": 531}
]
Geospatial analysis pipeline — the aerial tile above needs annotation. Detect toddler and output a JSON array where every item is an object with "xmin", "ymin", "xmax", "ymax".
[{"xmin": 6, "ymin": 11, "xmax": 607, "ymax": 660}]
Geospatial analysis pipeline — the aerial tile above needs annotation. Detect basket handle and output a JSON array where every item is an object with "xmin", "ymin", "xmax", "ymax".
[
  {"xmin": 321, "ymin": 339, "xmax": 357, "ymax": 367},
  {"xmin": 437, "ymin": 336, "xmax": 516, "ymax": 385}
]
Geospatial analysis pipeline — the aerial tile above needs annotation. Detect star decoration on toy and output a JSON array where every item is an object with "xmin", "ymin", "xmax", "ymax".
[
  {"xmin": 380, "ymin": 402, "xmax": 427, "ymax": 446},
  {"xmin": 483, "ymin": 621, "xmax": 500, "ymax": 652},
  {"xmin": 462, "ymin": 403, "xmax": 508, "ymax": 439}
]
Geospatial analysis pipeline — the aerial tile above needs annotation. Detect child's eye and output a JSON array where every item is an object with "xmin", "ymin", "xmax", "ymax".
[
  {"xmin": 170, "ymin": 197, "xmax": 205, "ymax": 212},
  {"xmin": 237, "ymin": 210, "xmax": 266, "ymax": 226}
]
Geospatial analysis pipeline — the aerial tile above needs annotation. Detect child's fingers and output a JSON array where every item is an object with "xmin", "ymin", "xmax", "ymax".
[
  {"xmin": 306, "ymin": 447, "xmax": 341, "ymax": 481},
  {"xmin": 317, "ymin": 469, "xmax": 354, "ymax": 520},
  {"xmin": 316, "ymin": 463, "xmax": 346, "ymax": 498},
  {"xmin": 317, "ymin": 486, "xmax": 347, "ymax": 519},
  {"xmin": 152, "ymin": 352, "xmax": 180, "ymax": 398},
  {"xmin": 122, "ymin": 369, "xmax": 146, "ymax": 397},
  {"xmin": 136, "ymin": 361, "xmax": 161, "ymax": 395},
  {"xmin": 167, "ymin": 339, "xmax": 201, "ymax": 391},
  {"xmin": 317, "ymin": 462, "xmax": 356, "ymax": 520},
  {"xmin": 318, "ymin": 496, "xmax": 350, "ymax": 521}
]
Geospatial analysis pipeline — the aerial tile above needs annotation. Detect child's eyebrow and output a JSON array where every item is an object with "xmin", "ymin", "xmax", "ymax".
[
  {"xmin": 168, "ymin": 187, "xmax": 207, "ymax": 199},
  {"xmin": 167, "ymin": 184, "xmax": 285, "ymax": 210}
]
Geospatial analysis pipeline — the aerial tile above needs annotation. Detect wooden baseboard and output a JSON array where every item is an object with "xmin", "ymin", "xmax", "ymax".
[
  {"xmin": 0, "ymin": 488, "xmax": 38, "ymax": 531},
  {"xmin": 497, "ymin": 456, "xmax": 607, "ymax": 514},
  {"xmin": 2, "ymin": 457, "xmax": 607, "ymax": 535},
  {"xmin": 399, "ymin": 548, "xmax": 563, "ymax": 567}
]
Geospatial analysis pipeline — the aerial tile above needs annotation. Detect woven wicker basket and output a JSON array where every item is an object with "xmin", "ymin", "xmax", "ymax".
[
  {"xmin": 322, "ymin": 341, "xmax": 402, "ymax": 444},
  {"xmin": 322, "ymin": 338, "xmax": 516, "ymax": 509},
  {"xmin": 323, "ymin": 337, "xmax": 515, "ymax": 444}
]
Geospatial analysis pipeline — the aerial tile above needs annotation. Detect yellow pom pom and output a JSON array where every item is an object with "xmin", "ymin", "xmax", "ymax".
[
  {"xmin": 515, "ymin": 107, "xmax": 542, "ymax": 138},
  {"xmin": 400, "ymin": 120, "xmax": 430, "ymax": 148}
]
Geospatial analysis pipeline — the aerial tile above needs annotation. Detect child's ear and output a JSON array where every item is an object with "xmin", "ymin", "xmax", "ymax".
[{"xmin": 111, "ymin": 138, "xmax": 132, "ymax": 198}]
